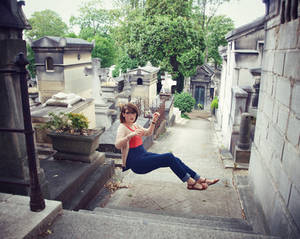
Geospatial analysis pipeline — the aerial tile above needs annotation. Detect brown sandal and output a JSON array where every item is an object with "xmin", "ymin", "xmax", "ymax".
[
  {"xmin": 198, "ymin": 178, "xmax": 220, "ymax": 186},
  {"xmin": 187, "ymin": 181, "xmax": 208, "ymax": 191}
]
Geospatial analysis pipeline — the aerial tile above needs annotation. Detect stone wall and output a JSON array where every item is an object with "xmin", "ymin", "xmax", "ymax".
[
  {"xmin": 248, "ymin": 0, "xmax": 300, "ymax": 238},
  {"xmin": 217, "ymin": 17, "xmax": 265, "ymax": 151}
]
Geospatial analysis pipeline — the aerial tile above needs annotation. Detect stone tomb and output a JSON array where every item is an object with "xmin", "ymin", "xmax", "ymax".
[
  {"xmin": 31, "ymin": 36, "xmax": 94, "ymax": 103},
  {"xmin": 127, "ymin": 62, "xmax": 159, "ymax": 106}
]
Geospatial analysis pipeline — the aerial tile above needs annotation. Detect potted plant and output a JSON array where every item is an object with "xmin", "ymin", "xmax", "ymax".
[{"xmin": 44, "ymin": 112, "xmax": 104, "ymax": 163}]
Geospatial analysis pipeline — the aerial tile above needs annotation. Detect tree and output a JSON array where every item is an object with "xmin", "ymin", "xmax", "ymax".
[
  {"xmin": 113, "ymin": 0, "xmax": 146, "ymax": 9},
  {"xmin": 206, "ymin": 15, "xmax": 234, "ymax": 67},
  {"xmin": 25, "ymin": 10, "xmax": 68, "ymax": 40},
  {"xmin": 70, "ymin": 0, "xmax": 112, "ymax": 39},
  {"xmin": 139, "ymin": 16, "xmax": 205, "ymax": 91},
  {"xmin": 145, "ymin": 0, "xmax": 192, "ymax": 18},
  {"xmin": 113, "ymin": 0, "xmax": 205, "ymax": 92},
  {"xmin": 90, "ymin": 35, "xmax": 117, "ymax": 67},
  {"xmin": 192, "ymin": 0, "xmax": 234, "ymax": 64},
  {"xmin": 69, "ymin": 0, "xmax": 119, "ymax": 67},
  {"xmin": 193, "ymin": 0, "xmax": 230, "ymax": 30}
]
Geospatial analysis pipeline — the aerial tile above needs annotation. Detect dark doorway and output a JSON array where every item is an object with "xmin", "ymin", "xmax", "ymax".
[{"xmin": 195, "ymin": 86, "xmax": 205, "ymax": 107}]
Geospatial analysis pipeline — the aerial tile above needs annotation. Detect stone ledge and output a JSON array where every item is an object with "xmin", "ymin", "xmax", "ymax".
[{"xmin": 0, "ymin": 193, "xmax": 62, "ymax": 239}]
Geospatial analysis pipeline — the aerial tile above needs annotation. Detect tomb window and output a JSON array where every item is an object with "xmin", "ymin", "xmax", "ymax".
[
  {"xmin": 137, "ymin": 78, "xmax": 143, "ymax": 85},
  {"xmin": 45, "ymin": 57, "xmax": 54, "ymax": 71}
]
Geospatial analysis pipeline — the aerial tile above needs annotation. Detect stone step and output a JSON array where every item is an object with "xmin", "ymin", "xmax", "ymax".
[
  {"xmin": 85, "ymin": 206, "xmax": 254, "ymax": 234},
  {"xmin": 40, "ymin": 153, "xmax": 106, "ymax": 204},
  {"xmin": 40, "ymin": 210, "xmax": 280, "ymax": 239},
  {"xmin": 234, "ymin": 175, "xmax": 270, "ymax": 235},
  {"xmin": 0, "ymin": 193, "xmax": 62, "ymax": 239},
  {"xmin": 63, "ymin": 160, "xmax": 114, "ymax": 211}
]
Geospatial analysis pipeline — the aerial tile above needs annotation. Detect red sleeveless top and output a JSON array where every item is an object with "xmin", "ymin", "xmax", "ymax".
[{"xmin": 125, "ymin": 124, "xmax": 143, "ymax": 148}]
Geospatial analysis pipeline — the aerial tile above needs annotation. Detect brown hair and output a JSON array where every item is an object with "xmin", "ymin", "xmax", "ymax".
[{"xmin": 119, "ymin": 103, "xmax": 139, "ymax": 123}]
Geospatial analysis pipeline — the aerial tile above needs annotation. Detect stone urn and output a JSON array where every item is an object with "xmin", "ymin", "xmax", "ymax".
[{"xmin": 48, "ymin": 128, "xmax": 104, "ymax": 163}]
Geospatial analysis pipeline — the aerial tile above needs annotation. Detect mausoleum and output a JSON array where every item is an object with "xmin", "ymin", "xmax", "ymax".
[{"xmin": 31, "ymin": 36, "xmax": 94, "ymax": 103}]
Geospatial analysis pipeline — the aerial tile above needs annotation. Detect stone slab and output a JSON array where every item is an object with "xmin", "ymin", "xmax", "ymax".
[
  {"xmin": 39, "ymin": 210, "xmax": 280, "ymax": 239},
  {"xmin": 92, "ymin": 207, "xmax": 253, "ymax": 233},
  {"xmin": 0, "ymin": 193, "xmax": 62, "ymax": 239}
]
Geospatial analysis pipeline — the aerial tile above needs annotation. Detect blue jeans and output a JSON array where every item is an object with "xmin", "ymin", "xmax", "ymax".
[{"xmin": 123, "ymin": 145, "xmax": 200, "ymax": 182}]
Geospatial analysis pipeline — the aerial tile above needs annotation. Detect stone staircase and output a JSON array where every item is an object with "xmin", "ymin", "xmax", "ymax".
[
  {"xmin": 39, "ymin": 206, "xmax": 280, "ymax": 239},
  {"xmin": 40, "ymin": 153, "xmax": 114, "ymax": 211},
  {"xmin": 35, "ymin": 174, "xmax": 281, "ymax": 239}
]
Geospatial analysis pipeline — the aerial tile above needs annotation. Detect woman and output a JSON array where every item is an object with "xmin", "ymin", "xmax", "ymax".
[{"xmin": 115, "ymin": 103, "xmax": 219, "ymax": 190}]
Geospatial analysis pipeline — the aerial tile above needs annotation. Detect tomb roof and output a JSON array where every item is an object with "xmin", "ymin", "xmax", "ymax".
[
  {"xmin": 127, "ymin": 62, "xmax": 160, "ymax": 75},
  {"xmin": 31, "ymin": 36, "xmax": 93, "ymax": 48}
]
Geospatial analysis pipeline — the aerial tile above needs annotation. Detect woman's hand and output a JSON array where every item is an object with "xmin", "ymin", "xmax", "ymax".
[
  {"xmin": 134, "ymin": 128, "xmax": 144, "ymax": 137},
  {"xmin": 152, "ymin": 112, "xmax": 160, "ymax": 123}
]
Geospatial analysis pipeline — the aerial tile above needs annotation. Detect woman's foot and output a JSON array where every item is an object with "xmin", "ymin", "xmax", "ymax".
[
  {"xmin": 197, "ymin": 177, "xmax": 219, "ymax": 186},
  {"xmin": 187, "ymin": 181, "xmax": 208, "ymax": 190}
]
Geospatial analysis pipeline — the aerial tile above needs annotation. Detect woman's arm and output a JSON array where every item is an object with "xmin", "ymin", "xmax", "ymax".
[
  {"xmin": 143, "ymin": 112, "xmax": 160, "ymax": 136},
  {"xmin": 115, "ymin": 126, "xmax": 135, "ymax": 149}
]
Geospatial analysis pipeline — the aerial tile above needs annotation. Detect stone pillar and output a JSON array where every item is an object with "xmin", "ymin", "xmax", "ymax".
[
  {"xmin": 241, "ymin": 86, "xmax": 253, "ymax": 113},
  {"xmin": 237, "ymin": 113, "xmax": 252, "ymax": 150},
  {"xmin": 91, "ymin": 58, "xmax": 111, "ymax": 130},
  {"xmin": 252, "ymin": 78, "xmax": 260, "ymax": 108},
  {"xmin": 231, "ymin": 86, "xmax": 248, "ymax": 131},
  {"xmin": 250, "ymin": 68, "xmax": 261, "ymax": 108},
  {"xmin": 234, "ymin": 113, "xmax": 252, "ymax": 165},
  {"xmin": 0, "ymin": 0, "xmax": 48, "ymax": 196},
  {"xmin": 229, "ymin": 86, "xmax": 248, "ymax": 154}
]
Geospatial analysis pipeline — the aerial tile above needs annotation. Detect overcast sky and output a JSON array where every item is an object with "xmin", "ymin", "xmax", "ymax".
[{"xmin": 23, "ymin": 0, "xmax": 266, "ymax": 29}]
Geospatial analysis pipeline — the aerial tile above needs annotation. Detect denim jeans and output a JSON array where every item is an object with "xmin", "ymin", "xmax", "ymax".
[{"xmin": 124, "ymin": 145, "xmax": 200, "ymax": 182}]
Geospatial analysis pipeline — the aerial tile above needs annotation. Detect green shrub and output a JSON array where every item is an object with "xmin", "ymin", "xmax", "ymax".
[
  {"xmin": 174, "ymin": 92, "xmax": 196, "ymax": 114},
  {"xmin": 181, "ymin": 112, "xmax": 191, "ymax": 119},
  {"xmin": 210, "ymin": 96, "xmax": 218, "ymax": 110},
  {"xmin": 43, "ymin": 112, "xmax": 89, "ymax": 135},
  {"xmin": 197, "ymin": 103, "xmax": 203, "ymax": 110}
]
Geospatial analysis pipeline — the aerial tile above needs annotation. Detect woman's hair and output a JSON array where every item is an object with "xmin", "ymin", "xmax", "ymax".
[{"xmin": 119, "ymin": 102, "xmax": 139, "ymax": 123}]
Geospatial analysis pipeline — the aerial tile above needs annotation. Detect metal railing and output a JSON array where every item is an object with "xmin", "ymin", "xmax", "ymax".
[{"xmin": 0, "ymin": 52, "xmax": 45, "ymax": 212}]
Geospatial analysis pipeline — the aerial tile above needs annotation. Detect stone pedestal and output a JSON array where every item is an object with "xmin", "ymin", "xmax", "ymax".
[
  {"xmin": 234, "ymin": 146, "xmax": 251, "ymax": 164},
  {"xmin": 234, "ymin": 113, "xmax": 252, "ymax": 165}
]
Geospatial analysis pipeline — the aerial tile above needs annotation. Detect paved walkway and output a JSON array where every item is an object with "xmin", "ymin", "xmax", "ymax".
[{"xmin": 105, "ymin": 112, "xmax": 244, "ymax": 219}]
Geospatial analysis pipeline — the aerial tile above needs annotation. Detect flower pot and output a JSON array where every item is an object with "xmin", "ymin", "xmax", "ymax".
[{"xmin": 48, "ymin": 128, "xmax": 104, "ymax": 163}]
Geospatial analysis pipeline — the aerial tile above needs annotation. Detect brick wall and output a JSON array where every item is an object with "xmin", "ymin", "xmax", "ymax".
[{"xmin": 249, "ymin": 1, "xmax": 300, "ymax": 238}]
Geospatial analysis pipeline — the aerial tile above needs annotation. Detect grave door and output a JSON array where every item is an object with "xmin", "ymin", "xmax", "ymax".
[{"xmin": 195, "ymin": 86, "xmax": 205, "ymax": 107}]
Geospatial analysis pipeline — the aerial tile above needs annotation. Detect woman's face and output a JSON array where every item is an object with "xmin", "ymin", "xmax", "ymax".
[{"xmin": 122, "ymin": 109, "xmax": 137, "ymax": 124}]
